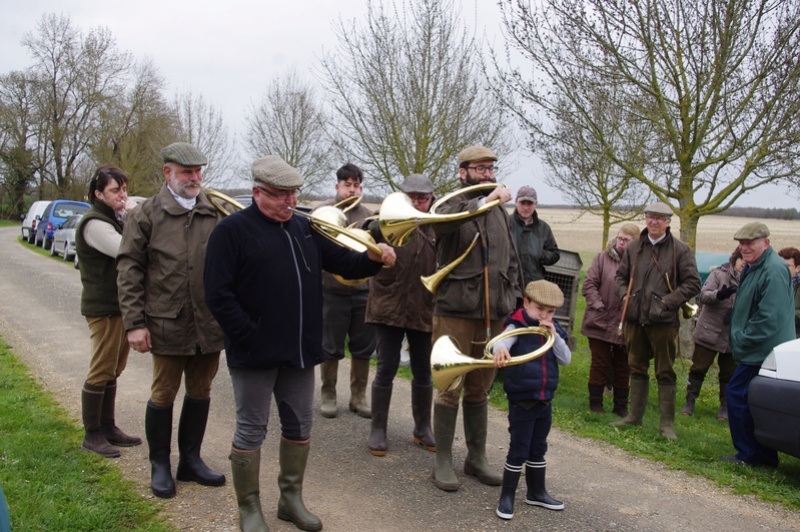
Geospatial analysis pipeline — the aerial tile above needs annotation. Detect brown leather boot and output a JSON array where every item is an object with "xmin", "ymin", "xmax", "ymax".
[
  {"xmin": 588, "ymin": 383, "xmax": 606, "ymax": 413},
  {"xmin": 81, "ymin": 383, "xmax": 120, "ymax": 458}
]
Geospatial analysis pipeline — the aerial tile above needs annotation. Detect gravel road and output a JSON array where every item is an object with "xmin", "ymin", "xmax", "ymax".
[{"xmin": 0, "ymin": 226, "xmax": 797, "ymax": 531}]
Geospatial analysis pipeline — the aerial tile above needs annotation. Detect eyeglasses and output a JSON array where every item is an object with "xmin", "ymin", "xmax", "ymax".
[
  {"xmin": 408, "ymin": 194, "xmax": 432, "ymax": 203},
  {"xmin": 256, "ymin": 185, "xmax": 300, "ymax": 200},
  {"xmin": 467, "ymin": 164, "xmax": 496, "ymax": 174}
]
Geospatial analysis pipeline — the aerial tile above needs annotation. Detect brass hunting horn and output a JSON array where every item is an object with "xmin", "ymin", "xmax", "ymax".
[
  {"xmin": 204, "ymin": 189, "xmax": 246, "ymax": 216},
  {"xmin": 431, "ymin": 326, "xmax": 555, "ymax": 392},
  {"xmin": 291, "ymin": 205, "xmax": 383, "ymax": 256},
  {"xmin": 333, "ymin": 194, "xmax": 363, "ymax": 214},
  {"xmin": 378, "ymin": 183, "xmax": 505, "ymax": 247},
  {"xmin": 420, "ymin": 233, "xmax": 480, "ymax": 294}
]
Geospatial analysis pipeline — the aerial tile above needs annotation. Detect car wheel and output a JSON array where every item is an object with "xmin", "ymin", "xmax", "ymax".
[
  {"xmin": 74, "ymin": 253, "xmax": 79, "ymax": 270},
  {"xmin": 50, "ymin": 241, "xmax": 58, "ymax": 256},
  {"xmin": 64, "ymin": 243, "xmax": 73, "ymax": 261},
  {"xmin": 27, "ymin": 232, "xmax": 35, "ymax": 244},
  {"xmin": 43, "ymin": 237, "xmax": 52, "ymax": 251}
]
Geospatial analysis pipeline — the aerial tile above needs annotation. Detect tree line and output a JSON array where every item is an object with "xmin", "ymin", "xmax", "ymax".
[{"xmin": 2, "ymin": 0, "xmax": 799, "ymax": 253}]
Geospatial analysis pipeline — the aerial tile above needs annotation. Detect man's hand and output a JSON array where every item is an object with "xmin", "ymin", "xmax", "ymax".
[
  {"xmin": 127, "ymin": 327, "xmax": 151, "ymax": 353},
  {"xmin": 485, "ymin": 185, "xmax": 512, "ymax": 205},
  {"xmin": 368, "ymin": 243, "xmax": 397, "ymax": 267}
]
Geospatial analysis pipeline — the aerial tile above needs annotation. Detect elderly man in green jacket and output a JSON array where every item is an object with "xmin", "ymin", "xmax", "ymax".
[{"xmin": 722, "ymin": 222, "xmax": 795, "ymax": 467}]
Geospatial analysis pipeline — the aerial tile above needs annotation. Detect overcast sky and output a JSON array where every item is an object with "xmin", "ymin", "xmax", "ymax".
[{"xmin": 1, "ymin": 0, "xmax": 795, "ymax": 208}]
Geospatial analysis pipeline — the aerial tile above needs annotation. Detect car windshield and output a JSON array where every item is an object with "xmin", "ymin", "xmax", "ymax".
[{"xmin": 55, "ymin": 204, "xmax": 89, "ymax": 218}]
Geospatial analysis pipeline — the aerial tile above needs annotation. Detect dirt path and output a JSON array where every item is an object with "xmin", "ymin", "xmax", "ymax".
[{"xmin": 1, "ymin": 226, "xmax": 797, "ymax": 531}]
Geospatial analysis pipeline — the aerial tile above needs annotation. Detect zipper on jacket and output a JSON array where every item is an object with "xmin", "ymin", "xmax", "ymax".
[{"xmin": 282, "ymin": 224, "xmax": 306, "ymax": 368}]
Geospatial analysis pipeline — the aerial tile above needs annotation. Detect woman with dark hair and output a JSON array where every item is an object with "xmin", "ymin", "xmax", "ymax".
[
  {"xmin": 681, "ymin": 248, "xmax": 743, "ymax": 420},
  {"xmin": 76, "ymin": 164, "xmax": 141, "ymax": 457}
]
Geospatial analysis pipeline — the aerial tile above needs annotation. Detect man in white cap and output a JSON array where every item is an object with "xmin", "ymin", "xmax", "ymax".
[
  {"xmin": 510, "ymin": 185, "xmax": 560, "ymax": 285},
  {"xmin": 118, "ymin": 141, "xmax": 226, "ymax": 499},
  {"xmin": 722, "ymin": 222, "xmax": 794, "ymax": 467},
  {"xmin": 204, "ymin": 155, "xmax": 396, "ymax": 532},
  {"xmin": 611, "ymin": 202, "xmax": 700, "ymax": 440},
  {"xmin": 430, "ymin": 145, "xmax": 523, "ymax": 492}
]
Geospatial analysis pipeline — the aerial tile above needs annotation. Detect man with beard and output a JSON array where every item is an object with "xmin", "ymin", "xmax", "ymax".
[
  {"xmin": 430, "ymin": 145, "xmax": 523, "ymax": 492},
  {"xmin": 117, "ymin": 142, "xmax": 225, "ymax": 499}
]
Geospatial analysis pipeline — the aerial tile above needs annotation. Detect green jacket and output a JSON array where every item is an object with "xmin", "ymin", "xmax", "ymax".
[{"xmin": 730, "ymin": 246, "xmax": 795, "ymax": 365}]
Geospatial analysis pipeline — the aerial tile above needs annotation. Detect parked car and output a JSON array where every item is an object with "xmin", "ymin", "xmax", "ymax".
[
  {"xmin": 50, "ymin": 213, "xmax": 84, "ymax": 263},
  {"xmin": 20, "ymin": 200, "xmax": 52, "ymax": 244},
  {"xmin": 749, "ymin": 338, "xmax": 800, "ymax": 459},
  {"xmin": 35, "ymin": 200, "xmax": 90, "ymax": 250}
]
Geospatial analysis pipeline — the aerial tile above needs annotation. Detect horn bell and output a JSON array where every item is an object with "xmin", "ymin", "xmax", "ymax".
[{"xmin": 430, "ymin": 326, "xmax": 555, "ymax": 393}]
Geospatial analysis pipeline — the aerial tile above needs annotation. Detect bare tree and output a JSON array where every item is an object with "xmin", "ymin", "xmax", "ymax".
[
  {"xmin": 496, "ymin": 0, "xmax": 800, "ymax": 249},
  {"xmin": 320, "ymin": 0, "xmax": 514, "ymax": 193},
  {"xmin": 0, "ymin": 71, "xmax": 38, "ymax": 217},
  {"xmin": 244, "ymin": 68, "xmax": 334, "ymax": 198},
  {"xmin": 172, "ymin": 90, "xmax": 239, "ymax": 189},
  {"xmin": 22, "ymin": 13, "xmax": 131, "ymax": 198},
  {"xmin": 91, "ymin": 60, "xmax": 176, "ymax": 196}
]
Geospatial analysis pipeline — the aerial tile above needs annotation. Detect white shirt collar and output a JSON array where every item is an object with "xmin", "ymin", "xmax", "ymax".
[{"xmin": 167, "ymin": 185, "xmax": 197, "ymax": 210}]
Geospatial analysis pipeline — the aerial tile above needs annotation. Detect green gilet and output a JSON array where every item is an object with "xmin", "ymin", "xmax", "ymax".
[{"xmin": 76, "ymin": 202, "xmax": 123, "ymax": 317}]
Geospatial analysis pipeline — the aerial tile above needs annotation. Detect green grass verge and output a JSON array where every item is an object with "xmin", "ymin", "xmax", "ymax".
[
  {"xmin": 0, "ymin": 341, "xmax": 174, "ymax": 531},
  {"xmin": 486, "ymin": 267, "xmax": 800, "ymax": 510}
]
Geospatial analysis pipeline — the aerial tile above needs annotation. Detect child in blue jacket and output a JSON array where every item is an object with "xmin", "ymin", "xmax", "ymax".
[{"xmin": 492, "ymin": 279, "xmax": 572, "ymax": 520}]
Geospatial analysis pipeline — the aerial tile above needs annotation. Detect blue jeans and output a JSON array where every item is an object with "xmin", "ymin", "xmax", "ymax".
[
  {"xmin": 727, "ymin": 364, "xmax": 778, "ymax": 466},
  {"xmin": 506, "ymin": 400, "xmax": 552, "ymax": 467},
  {"xmin": 229, "ymin": 365, "xmax": 314, "ymax": 450}
]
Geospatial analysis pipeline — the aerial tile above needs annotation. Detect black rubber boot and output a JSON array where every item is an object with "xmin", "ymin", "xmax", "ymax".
[
  {"xmin": 411, "ymin": 383, "xmax": 435, "ymax": 452},
  {"xmin": 525, "ymin": 461, "xmax": 564, "ymax": 511},
  {"xmin": 680, "ymin": 378, "xmax": 702, "ymax": 416},
  {"xmin": 612, "ymin": 386, "xmax": 629, "ymax": 417},
  {"xmin": 368, "ymin": 383, "xmax": 392, "ymax": 456},
  {"xmin": 101, "ymin": 380, "xmax": 142, "ymax": 447},
  {"xmin": 609, "ymin": 376, "xmax": 648, "ymax": 427},
  {"xmin": 432, "ymin": 402, "xmax": 459, "ymax": 492},
  {"xmin": 145, "ymin": 400, "xmax": 175, "ymax": 498},
  {"xmin": 230, "ymin": 447, "xmax": 268, "ymax": 532},
  {"xmin": 81, "ymin": 383, "xmax": 120, "ymax": 458},
  {"xmin": 462, "ymin": 400, "xmax": 501, "ymax": 486},
  {"xmin": 276, "ymin": 439, "xmax": 322, "ymax": 532},
  {"xmin": 717, "ymin": 383, "xmax": 729, "ymax": 421},
  {"xmin": 496, "ymin": 464, "xmax": 522, "ymax": 520},
  {"xmin": 588, "ymin": 383, "xmax": 606, "ymax": 413},
  {"xmin": 176, "ymin": 396, "xmax": 226, "ymax": 487}
]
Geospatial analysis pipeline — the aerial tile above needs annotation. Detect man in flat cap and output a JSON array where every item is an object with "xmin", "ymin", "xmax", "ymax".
[
  {"xmin": 117, "ymin": 141, "xmax": 225, "ymax": 498},
  {"xmin": 723, "ymin": 222, "xmax": 794, "ymax": 467},
  {"xmin": 510, "ymin": 185, "xmax": 560, "ymax": 285},
  {"xmin": 204, "ymin": 155, "xmax": 396, "ymax": 531},
  {"xmin": 611, "ymin": 202, "xmax": 700, "ymax": 440},
  {"xmin": 430, "ymin": 145, "xmax": 523, "ymax": 492},
  {"xmin": 365, "ymin": 174, "xmax": 437, "ymax": 457},
  {"xmin": 317, "ymin": 163, "xmax": 377, "ymax": 420}
]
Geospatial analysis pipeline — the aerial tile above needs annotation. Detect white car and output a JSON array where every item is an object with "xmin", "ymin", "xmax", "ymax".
[
  {"xmin": 749, "ymin": 338, "xmax": 800, "ymax": 459},
  {"xmin": 20, "ymin": 200, "xmax": 52, "ymax": 244},
  {"xmin": 50, "ymin": 213, "xmax": 83, "ymax": 265}
]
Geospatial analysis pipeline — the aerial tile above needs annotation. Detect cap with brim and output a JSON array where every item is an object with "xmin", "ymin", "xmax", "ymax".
[
  {"xmin": 524, "ymin": 280, "xmax": 564, "ymax": 308},
  {"xmin": 516, "ymin": 185, "xmax": 538, "ymax": 202},
  {"xmin": 399, "ymin": 174, "xmax": 433, "ymax": 195},
  {"xmin": 161, "ymin": 142, "xmax": 207, "ymax": 166},
  {"xmin": 644, "ymin": 202, "xmax": 673, "ymax": 217},
  {"xmin": 252, "ymin": 155, "xmax": 304, "ymax": 189},
  {"xmin": 457, "ymin": 145, "xmax": 498, "ymax": 166},
  {"xmin": 733, "ymin": 222, "xmax": 770, "ymax": 241}
]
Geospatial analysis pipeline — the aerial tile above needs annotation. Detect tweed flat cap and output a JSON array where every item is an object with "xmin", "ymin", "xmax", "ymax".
[
  {"xmin": 251, "ymin": 156, "xmax": 304, "ymax": 189},
  {"xmin": 161, "ymin": 142, "xmax": 207, "ymax": 166},
  {"xmin": 516, "ymin": 186, "xmax": 538, "ymax": 202},
  {"xmin": 644, "ymin": 202, "xmax": 673, "ymax": 217},
  {"xmin": 399, "ymin": 174, "xmax": 433, "ymax": 195},
  {"xmin": 733, "ymin": 222, "xmax": 770, "ymax": 241},
  {"xmin": 457, "ymin": 145, "xmax": 497, "ymax": 166},
  {"xmin": 524, "ymin": 280, "xmax": 564, "ymax": 308}
]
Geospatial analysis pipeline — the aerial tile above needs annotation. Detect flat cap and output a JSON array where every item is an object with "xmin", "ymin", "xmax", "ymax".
[
  {"xmin": 644, "ymin": 202, "xmax": 673, "ymax": 217},
  {"xmin": 524, "ymin": 280, "xmax": 564, "ymax": 309},
  {"xmin": 161, "ymin": 142, "xmax": 207, "ymax": 166},
  {"xmin": 457, "ymin": 145, "xmax": 497, "ymax": 166},
  {"xmin": 399, "ymin": 174, "xmax": 434, "ymax": 195},
  {"xmin": 516, "ymin": 185, "xmax": 538, "ymax": 202},
  {"xmin": 252, "ymin": 156, "xmax": 304, "ymax": 189},
  {"xmin": 733, "ymin": 222, "xmax": 770, "ymax": 241}
]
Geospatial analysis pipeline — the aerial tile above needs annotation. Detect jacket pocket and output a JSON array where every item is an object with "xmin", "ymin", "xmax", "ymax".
[
  {"xmin": 647, "ymin": 293, "xmax": 671, "ymax": 322},
  {"xmin": 437, "ymin": 272, "xmax": 482, "ymax": 314},
  {"xmin": 145, "ymin": 300, "xmax": 186, "ymax": 351}
]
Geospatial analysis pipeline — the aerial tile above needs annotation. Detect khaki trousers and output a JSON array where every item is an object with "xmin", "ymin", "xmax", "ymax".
[
  {"xmin": 150, "ymin": 350, "xmax": 220, "ymax": 406},
  {"xmin": 85, "ymin": 315, "xmax": 129, "ymax": 387}
]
